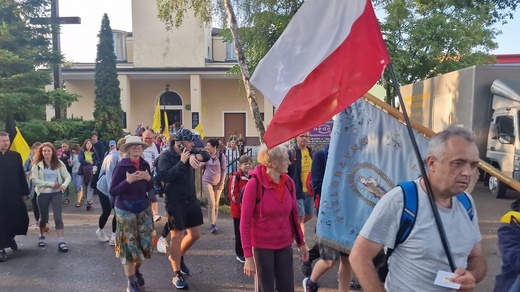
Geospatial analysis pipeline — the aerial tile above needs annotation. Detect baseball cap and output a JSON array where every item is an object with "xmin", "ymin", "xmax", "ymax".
[
  {"xmin": 109, "ymin": 140, "xmax": 116, "ymax": 147},
  {"xmin": 175, "ymin": 129, "xmax": 195, "ymax": 142}
]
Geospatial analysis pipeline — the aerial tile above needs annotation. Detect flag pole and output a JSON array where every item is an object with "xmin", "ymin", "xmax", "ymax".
[{"xmin": 387, "ymin": 63, "xmax": 457, "ymax": 272}]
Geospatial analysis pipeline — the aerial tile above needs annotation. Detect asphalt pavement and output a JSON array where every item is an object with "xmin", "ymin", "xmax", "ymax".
[{"xmin": 0, "ymin": 182, "xmax": 517, "ymax": 292}]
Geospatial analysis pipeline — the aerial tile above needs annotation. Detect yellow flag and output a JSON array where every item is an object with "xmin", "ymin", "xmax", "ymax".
[
  {"xmin": 5, "ymin": 115, "xmax": 30, "ymax": 162},
  {"xmin": 151, "ymin": 99, "xmax": 161, "ymax": 133},
  {"xmin": 162, "ymin": 111, "xmax": 170, "ymax": 139},
  {"xmin": 195, "ymin": 123, "xmax": 204, "ymax": 140}
]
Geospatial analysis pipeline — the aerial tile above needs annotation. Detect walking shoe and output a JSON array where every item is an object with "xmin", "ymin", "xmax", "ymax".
[
  {"xmin": 236, "ymin": 256, "xmax": 246, "ymax": 263},
  {"xmin": 180, "ymin": 257, "xmax": 190, "ymax": 275},
  {"xmin": 303, "ymin": 277, "xmax": 319, "ymax": 292},
  {"xmin": 135, "ymin": 271, "xmax": 145, "ymax": 287},
  {"xmin": 86, "ymin": 202, "xmax": 92, "ymax": 211},
  {"xmin": 63, "ymin": 199, "xmax": 69, "ymax": 204},
  {"xmin": 210, "ymin": 224, "xmax": 217, "ymax": 234},
  {"xmin": 157, "ymin": 236, "xmax": 169, "ymax": 254},
  {"xmin": 350, "ymin": 280, "xmax": 362, "ymax": 290},
  {"xmin": 58, "ymin": 242, "xmax": 68, "ymax": 252},
  {"xmin": 38, "ymin": 236, "xmax": 46, "ymax": 247},
  {"xmin": 10, "ymin": 239, "xmax": 18, "ymax": 251},
  {"xmin": 126, "ymin": 281, "xmax": 140, "ymax": 292},
  {"xmin": 153, "ymin": 214, "xmax": 162, "ymax": 222},
  {"xmin": 172, "ymin": 273, "xmax": 188, "ymax": 289},
  {"xmin": 96, "ymin": 228, "xmax": 109, "ymax": 242},
  {"xmin": 0, "ymin": 249, "xmax": 6, "ymax": 262},
  {"xmin": 109, "ymin": 233, "xmax": 116, "ymax": 246},
  {"xmin": 301, "ymin": 261, "xmax": 312, "ymax": 277},
  {"xmin": 75, "ymin": 202, "xmax": 81, "ymax": 207}
]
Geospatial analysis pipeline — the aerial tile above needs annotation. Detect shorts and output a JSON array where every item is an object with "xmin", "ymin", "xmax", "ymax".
[
  {"xmin": 297, "ymin": 195, "xmax": 314, "ymax": 217},
  {"xmin": 114, "ymin": 207, "xmax": 154, "ymax": 265},
  {"xmin": 166, "ymin": 199, "xmax": 204, "ymax": 231},
  {"xmin": 319, "ymin": 244, "xmax": 347, "ymax": 261},
  {"xmin": 147, "ymin": 187, "xmax": 157, "ymax": 203}
]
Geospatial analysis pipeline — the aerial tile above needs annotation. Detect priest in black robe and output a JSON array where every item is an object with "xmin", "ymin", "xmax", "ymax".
[{"xmin": 0, "ymin": 131, "xmax": 30, "ymax": 262}]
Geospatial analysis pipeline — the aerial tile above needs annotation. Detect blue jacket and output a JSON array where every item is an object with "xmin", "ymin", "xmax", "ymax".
[
  {"xmin": 96, "ymin": 149, "xmax": 120, "ymax": 197},
  {"xmin": 495, "ymin": 222, "xmax": 520, "ymax": 292},
  {"xmin": 310, "ymin": 147, "xmax": 328, "ymax": 196},
  {"xmin": 77, "ymin": 150, "xmax": 100, "ymax": 175}
]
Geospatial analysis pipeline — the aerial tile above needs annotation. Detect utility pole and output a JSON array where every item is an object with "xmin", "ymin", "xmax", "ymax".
[{"xmin": 30, "ymin": 0, "xmax": 81, "ymax": 119}]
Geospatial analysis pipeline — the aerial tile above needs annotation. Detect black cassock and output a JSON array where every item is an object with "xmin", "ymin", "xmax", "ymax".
[{"xmin": 0, "ymin": 150, "xmax": 29, "ymax": 248}]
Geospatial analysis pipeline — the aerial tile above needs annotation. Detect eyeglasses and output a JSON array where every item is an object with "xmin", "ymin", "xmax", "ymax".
[{"xmin": 299, "ymin": 135, "xmax": 310, "ymax": 138}]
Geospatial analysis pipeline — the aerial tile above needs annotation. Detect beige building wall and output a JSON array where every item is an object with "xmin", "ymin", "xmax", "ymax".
[
  {"xmin": 131, "ymin": 0, "xmax": 206, "ymax": 68},
  {"xmin": 65, "ymin": 80, "xmax": 96, "ymax": 120},
  {"xmin": 212, "ymin": 38, "xmax": 227, "ymax": 62},
  {"xmin": 126, "ymin": 37, "xmax": 134, "ymax": 63}
]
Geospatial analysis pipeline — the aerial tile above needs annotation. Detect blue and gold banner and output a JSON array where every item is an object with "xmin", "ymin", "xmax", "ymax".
[{"xmin": 316, "ymin": 98, "xmax": 430, "ymax": 252}]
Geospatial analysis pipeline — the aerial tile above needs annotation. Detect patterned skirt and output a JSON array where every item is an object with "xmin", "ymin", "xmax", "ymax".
[{"xmin": 114, "ymin": 207, "xmax": 154, "ymax": 265}]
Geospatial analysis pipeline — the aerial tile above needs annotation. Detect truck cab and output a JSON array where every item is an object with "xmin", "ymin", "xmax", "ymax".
[{"xmin": 487, "ymin": 79, "xmax": 520, "ymax": 198}]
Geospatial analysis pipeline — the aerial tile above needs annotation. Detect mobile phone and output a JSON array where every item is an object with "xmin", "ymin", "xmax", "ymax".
[{"xmin": 178, "ymin": 143, "xmax": 185, "ymax": 152}]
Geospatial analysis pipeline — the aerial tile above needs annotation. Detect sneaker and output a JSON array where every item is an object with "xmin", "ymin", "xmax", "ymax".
[
  {"xmin": 109, "ymin": 233, "xmax": 116, "ymax": 246},
  {"xmin": 210, "ymin": 224, "xmax": 217, "ymax": 234},
  {"xmin": 126, "ymin": 281, "xmax": 140, "ymax": 292},
  {"xmin": 86, "ymin": 202, "xmax": 92, "ymax": 211},
  {"xmin": 303, "ymin": 277, "xmax": 318, "ymax": 292},
  {"xmin": 350, "ymin": 280, "xmax": 362, "ymax": 290},
  {"xmin": 135, "ymin": 271, "xmax": 145, "ymax": 287},
  {"xmin": 157, "ymin": 236, "xmax": 169, "ymax": 254},
  {"xmin": 96, "ymin": 228, "xmax": 109, "ymax": 242},
  {"xmin": 0, "ymin": 249, "xmax": 6, "ymax": 262},
  {"xmin": 58, "ymin": 242, "xmax": 68, "ymax": 252},
  {"xmin": 180, "ymin": 257, "xmax": 190, "ymax": 275},
  {"xmin": 38, "ymin": 236, "xmax": 46, "ymax": 247},
  {"xmin": 301, "ymin": 261, "xmax": 312, "ymax": 277},
  {"xmin": 153, "ymin": 214, "xmax": 162, "ymax": 222},
  {"xmin": 236, "ymin": 256, "xmax": 246, "ymax": 263},
  {"xmin": 172, "ymin": 273, "xmax": 188, "ymax": 289},
  {"xmin": 75, "ymin": 202, "xmax": 81, "ymax": 207},
  {"xmin": 10, "ymin": 239, "xmax": 18, "ymax": 251}
]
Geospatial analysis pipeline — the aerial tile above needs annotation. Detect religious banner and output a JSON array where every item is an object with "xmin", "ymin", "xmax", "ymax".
[{"xmin": 316, "ymin": 98, "xmax": 430, "ymax": 252}]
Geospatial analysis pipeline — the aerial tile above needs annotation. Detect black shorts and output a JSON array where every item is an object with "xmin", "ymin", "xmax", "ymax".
[{"xmin": 166, "ymin": 199, "xmax": 203, "ymax": 231}]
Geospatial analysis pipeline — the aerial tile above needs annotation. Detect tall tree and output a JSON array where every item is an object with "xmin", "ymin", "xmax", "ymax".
[
  {"xmin": 0, "ymin": 0, "xmax": 74, "ymax": 122},
  {"xmin": 93, "ymin": 13, "xmax": 123, "ymax": 141}
]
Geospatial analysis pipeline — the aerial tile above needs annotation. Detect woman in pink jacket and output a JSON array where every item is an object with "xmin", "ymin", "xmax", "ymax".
[{"xmin": 240, "ymin": 144, "xmax": 309, "ymax": 292}]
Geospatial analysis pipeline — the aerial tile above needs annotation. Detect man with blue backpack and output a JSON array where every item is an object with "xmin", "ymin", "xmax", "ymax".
[{"xmin": 350, "ymin": 126, "xmax": 487, "ymax": 291}]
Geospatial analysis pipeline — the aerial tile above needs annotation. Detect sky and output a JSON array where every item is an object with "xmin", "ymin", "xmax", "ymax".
[{"xmin": 58, "ymin": 0, "xmax": 520, "ymax": 63}]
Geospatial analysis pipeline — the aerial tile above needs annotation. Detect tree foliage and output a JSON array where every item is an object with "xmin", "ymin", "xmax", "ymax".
[
  {"xmin": 93, "ymin": 13, "xmax": 124, "ymax": 141},
  {"xmin": 0, "ymin": 0, "xmax": 54, "ymax": 121}
]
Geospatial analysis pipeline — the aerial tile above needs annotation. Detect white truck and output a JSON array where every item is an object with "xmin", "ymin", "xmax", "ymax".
[{"xmin": 400, "ymin": 65, "xmax": 520, "ymax": 198}]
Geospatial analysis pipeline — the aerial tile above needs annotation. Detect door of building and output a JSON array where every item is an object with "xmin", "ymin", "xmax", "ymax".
[
  {"xmin": 163, "ymin": 109, "xmax": 182, "ymax": 127},
  {"xmin": 224, "ymin": 113, "xmax": 246, "ymax": 142}
]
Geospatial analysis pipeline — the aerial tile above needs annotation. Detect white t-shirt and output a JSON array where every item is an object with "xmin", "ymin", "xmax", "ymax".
[
  {"xmin": 359, "ymin": 179, "xmax": 482, "ymax": 292},
  {"xmin": 143, "ymin": 144, "xmax": 159, "ymax": 168}
]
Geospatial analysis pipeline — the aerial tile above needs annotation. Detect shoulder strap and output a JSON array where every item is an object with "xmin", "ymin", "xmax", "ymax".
[
  {"xmin": 456, "ymin": 193, "xmax": 474, "ymax": 221},
  {"xmin": 395, "ymin": 181, "xmax": 419, "ymax": 246}
]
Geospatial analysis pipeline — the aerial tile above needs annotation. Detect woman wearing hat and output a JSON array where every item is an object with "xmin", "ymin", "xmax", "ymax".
[{"xmin": 109, "ymin": 136, "xmax": 154, "ymax": 292}]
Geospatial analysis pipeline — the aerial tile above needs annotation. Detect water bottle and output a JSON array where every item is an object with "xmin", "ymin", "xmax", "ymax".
[{"xmin": 93, "ymin": 165, "xmax": 98, "ymax": 174}]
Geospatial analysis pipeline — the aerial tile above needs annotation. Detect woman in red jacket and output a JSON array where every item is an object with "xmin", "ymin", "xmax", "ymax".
[
  {"xmin": 240, "ymin": 144, "xmax": 309, "ymax": 292},
  {"xmin": 228, "ymin": 155, "xmax": 253, "ymax": 263}
]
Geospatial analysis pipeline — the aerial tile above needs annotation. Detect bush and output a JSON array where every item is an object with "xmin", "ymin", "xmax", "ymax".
[{"xmin": 18, "ymin": 119, "xmax": 97, "ymax": 146}]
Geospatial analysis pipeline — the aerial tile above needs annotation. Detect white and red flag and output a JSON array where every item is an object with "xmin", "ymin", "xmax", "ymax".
[{"xmin": 251, "ymin": 0, "xmax": 391, "ymax": 148}]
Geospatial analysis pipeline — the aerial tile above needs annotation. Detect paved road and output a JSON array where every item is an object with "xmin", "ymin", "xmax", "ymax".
[{"xmin": 0, "ymin": 182, "xmax": 518, "ymax": 292}]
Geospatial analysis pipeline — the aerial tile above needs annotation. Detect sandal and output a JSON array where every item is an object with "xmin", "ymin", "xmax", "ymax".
[
  {"xmin": 64, "ymin": 199, "xmax": 69, "ymax": 204},
  {"xmin": 75, "ymin": 202, "xmax": 81, "ymax": 207},
  {"xmin": 58, "ymin": 242, "xmax": 68, "ymax": 252}
]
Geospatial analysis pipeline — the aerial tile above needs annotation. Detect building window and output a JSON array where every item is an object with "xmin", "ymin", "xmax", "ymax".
[{"xmin": 226, "ymin": 42, "xmax": 236, "ymax": 61}]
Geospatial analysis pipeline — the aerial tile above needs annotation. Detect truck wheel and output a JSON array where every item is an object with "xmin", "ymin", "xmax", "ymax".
[{"xmin": 489, "ymin": 175, "xmax": 507, "ymax": 198}]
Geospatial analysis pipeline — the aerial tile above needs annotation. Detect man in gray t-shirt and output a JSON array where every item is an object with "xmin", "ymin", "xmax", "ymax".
[{"xmin": 350, "ymin": 126, "xmax": 487, "ymax": 292}]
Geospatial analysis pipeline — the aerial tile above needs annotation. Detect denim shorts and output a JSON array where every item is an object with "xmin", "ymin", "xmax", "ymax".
[{"xmin": 297, "ymin": 194, "xmax": 314, "ymax": 217}]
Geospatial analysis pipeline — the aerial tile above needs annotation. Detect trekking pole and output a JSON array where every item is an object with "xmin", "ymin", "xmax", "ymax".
[{"xmin": 387, "ymin": 63, "xmax": 457, "ymax": 272}]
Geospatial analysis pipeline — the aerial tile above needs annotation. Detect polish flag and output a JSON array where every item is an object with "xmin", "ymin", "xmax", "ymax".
[{"xmin": 251, "ymin": 0, "xmax": 391, "ymax": 148}]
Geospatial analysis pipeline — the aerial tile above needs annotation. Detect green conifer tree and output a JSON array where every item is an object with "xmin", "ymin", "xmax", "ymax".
[{"xmin": 93, "ymin": 13, "xmax": 123, "ymax": 141}]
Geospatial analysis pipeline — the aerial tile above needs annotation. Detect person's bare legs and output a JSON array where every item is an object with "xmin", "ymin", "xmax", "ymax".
[
  {"xmin": 338, "ymin": 255, "xmax": 353, "ymax": 292},
  {"xmin": 181, "ymin": 226, "xmax": 201, "ymax": 255},
  {"xmin": 169, "ymin": 229, "xmax": 184, "ymax": 272},
  {"xmin": 151, "ymin": 201, "xmax": 159, "ymax": 216},
  {"xmin": 310, "ymin": 259, "xmax": 336, "ymax": 283}
]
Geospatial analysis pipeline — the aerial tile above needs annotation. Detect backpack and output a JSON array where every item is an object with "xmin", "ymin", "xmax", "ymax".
[
  {"xmin": 375, "ymin": 180, "xmax": 474, "ymax": 282},
  {"xmin": 239, "ymin": 174, "xmax": 293, "ymax": 204}
]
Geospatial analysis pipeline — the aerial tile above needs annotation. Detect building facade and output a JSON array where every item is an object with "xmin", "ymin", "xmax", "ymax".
[{"xmin": 54, "ymin": 0, "xmax": 272, "ymax": 145}]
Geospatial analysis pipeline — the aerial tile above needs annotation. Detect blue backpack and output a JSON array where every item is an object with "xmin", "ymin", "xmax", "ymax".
[{"xmin": 376, "ymin": 180, "xmax": 474, "ymax": 281}]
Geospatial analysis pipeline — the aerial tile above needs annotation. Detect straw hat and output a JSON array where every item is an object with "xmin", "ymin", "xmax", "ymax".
[{"xmin": 119, "ymin": 136, "xmax": 148, "ymax": 152}]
